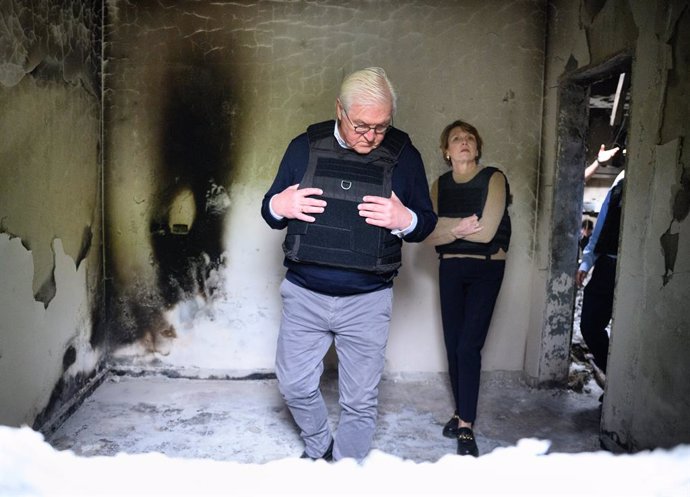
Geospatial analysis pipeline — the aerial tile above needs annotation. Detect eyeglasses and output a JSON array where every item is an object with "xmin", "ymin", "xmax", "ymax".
[{"xmin": 341, "ymin": 106, "xmax": 391, "ymax": 135}]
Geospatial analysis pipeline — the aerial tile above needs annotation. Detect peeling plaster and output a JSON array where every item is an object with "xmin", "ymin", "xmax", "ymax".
[
  {"xmin": 0, "ymin": 234, "xmax": 103, "ymax": 427},
  {"xmin": 1, "ymin": 0, "xmax": 102, "ymax": 301},
  {"xmin": 541, "ymin": 271, "xmax": 577, "ymax": 373},
  {"xmin": 653, "ymin": 138, "xmax": 686, "ymax": 286},
  {"xmin": 0, "ymin": 0, "xmax": 101, "ymax": 93}
]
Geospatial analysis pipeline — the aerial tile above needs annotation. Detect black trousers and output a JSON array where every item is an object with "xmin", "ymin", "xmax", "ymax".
[
  {"xmin": 580, "ymin": 255, "xmax": 616, "ymax": 373},
  {"xmin": 439, "ymin": 257, "xmax": 505, "ymax": 423}
]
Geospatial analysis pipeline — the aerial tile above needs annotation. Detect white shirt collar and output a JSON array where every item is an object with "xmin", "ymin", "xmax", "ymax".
[{"xmin": 333, "ymin": 121, "xmax": 350, "ymax": 149}]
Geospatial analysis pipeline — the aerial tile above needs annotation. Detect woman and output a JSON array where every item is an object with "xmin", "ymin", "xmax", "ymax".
[{"xmin": 426, "ymin": 120, "xmax": 511, "ymax": 457}]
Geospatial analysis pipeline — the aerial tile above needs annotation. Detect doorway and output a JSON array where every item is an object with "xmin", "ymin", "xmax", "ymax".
[
  {"xmin": 538, "ymin": 54, "xmax": 631, "ymax": 387},
  {"xmin": 571, "ymin": 66, "xmax": 630, "ymax": 392}
]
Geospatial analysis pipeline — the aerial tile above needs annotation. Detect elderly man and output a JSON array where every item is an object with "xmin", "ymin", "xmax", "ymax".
[{"xmin": 261, "ymin": 67, "xmax": 437, "ymax": 461}]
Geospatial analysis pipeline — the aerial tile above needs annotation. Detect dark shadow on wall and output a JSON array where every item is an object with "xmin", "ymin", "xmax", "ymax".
[
  {"xmin": 150, "ymin": 61, "xmax": 234, "ymax": 307},
  {"xmin": 105, "ymin": 54, "xmax": 236, "ymax": 353}
]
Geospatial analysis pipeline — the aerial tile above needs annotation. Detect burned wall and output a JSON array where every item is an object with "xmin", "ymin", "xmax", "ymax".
[
  {"xmin": 602, "ymin": 0, "xmax": 690, "ymax": 451},
  {"xmin": 0, "ymin": 1, "xmax": 104, "ymax": 427},
  {"xmin": 539, "ymin": 0, "xmax": 690, "ymax": 450},
  {"xmin": 105, "ymin": 0, "xmax": 545, "ymax": 374}
]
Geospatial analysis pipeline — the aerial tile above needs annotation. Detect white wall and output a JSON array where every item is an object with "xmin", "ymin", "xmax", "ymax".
[{"xmin": 107, "ymin": 0, "xmax": 546, "ymax": 376}]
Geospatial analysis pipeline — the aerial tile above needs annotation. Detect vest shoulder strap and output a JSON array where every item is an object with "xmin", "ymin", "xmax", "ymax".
[
  {"xmin": 306, "ymin": 120, "xmax": 409, "ymax": 161},
  {"xmin": 307, "ymin": 120, "xmax": 334, "ymax": 143},
  {"xmin": 477, "ymin": 166, "xmax": 498, "ymax": 180},
  {"xmin": 378, "ymin": 127, "xmax": 409, "ymax": 160}
]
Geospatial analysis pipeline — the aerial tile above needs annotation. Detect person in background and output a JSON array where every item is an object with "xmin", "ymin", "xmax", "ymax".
[
  {"xmin": 584, "ymin": 144, "xmax": 620, "ymax": 182},
  {"xmin": 579, "ymin": 218, "xmax": 594, "ymax": 260},
  {"xmin": 261, "ymin": 67, "xmax": 437, "ymax": 462},
  {"xmin": 576, "ymin": 169, "xmax": 625, "ymax": 380},
  {"xmin": 425, "ymin": 120, "xmax": 511, "ymax": 457}
]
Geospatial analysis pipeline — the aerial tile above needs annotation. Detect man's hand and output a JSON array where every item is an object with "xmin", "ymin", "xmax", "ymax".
[
  {"xmin": 575, "ymin": 269, "xmax": 588, "ymax": 288},
  {"xmin": 597, "ymin": 144, "xmax": 620, "ymax": 164},
  {"xmin": 358, "ymin": 191, "xmax": 412, "ymax": 231},
  {"xmin": 451, "ymin": 214, "xmax": 482, "ymax": 239},
  {"xmin": 271, "ymin": 184, "xmax": 326, "ymax": 222}
]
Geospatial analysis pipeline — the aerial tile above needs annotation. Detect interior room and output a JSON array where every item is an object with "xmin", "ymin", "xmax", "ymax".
[{"xmin": 1, "ymin": 0, "xmax": 689, "ymax": 493}]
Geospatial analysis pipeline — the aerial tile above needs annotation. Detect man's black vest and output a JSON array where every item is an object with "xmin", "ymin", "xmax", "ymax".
[
  {"xmin": 595, "ymin": 178, "xmax": 624, "ymax": 257},
  {"xmin": 282, "ymin": 120, "xmax": 409, "ymax": 274},
  {"xmin": 435, "ymin": 167, "xmax": 511, "ymax": 257}
]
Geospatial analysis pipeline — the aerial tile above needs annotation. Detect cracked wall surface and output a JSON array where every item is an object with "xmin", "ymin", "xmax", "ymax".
[
  {"xmin": 103, "ymin": 0, "xmax": 546, "ymax": 373},
  {"xmin": 0, "ymin": 0, "xmax": 104, "ymax": 427},
  {"xmin": 603, "ymin": 0, "xmax": 690, "ymax": 451},
  {"xmin": 2, "ymin": 0, "xmax": 688, "ymax": 451},
  {"xmin": 0, "ymin": 235, "xmax": 101, "ymax": 428},
  {"xmin": 539, "ymin": 0, "xmax": 690, "ymax": 451}
]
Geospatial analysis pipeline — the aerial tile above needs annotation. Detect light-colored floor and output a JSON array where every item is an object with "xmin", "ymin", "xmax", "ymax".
[{"xmin": 47, "ymin": 370, "xmax": 603, "ymax": 463}]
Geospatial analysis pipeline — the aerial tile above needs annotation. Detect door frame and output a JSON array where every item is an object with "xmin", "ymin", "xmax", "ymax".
[{"xmin": 537, "ymin": 53, "xmax": 632, "ymax": 386}]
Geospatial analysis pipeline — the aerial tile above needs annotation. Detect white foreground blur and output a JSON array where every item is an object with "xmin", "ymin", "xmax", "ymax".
[{"xmin": 1, "ymin": 426, "xmax": 689, "ymax": 497}]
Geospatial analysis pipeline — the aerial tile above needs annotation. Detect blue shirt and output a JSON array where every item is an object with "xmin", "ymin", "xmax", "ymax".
[{"xmin": 579, "ymin": 170, "xmax": 625, "ymax": 274}]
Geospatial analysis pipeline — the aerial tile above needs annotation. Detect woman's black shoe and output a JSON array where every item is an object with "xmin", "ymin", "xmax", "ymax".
[
  {"xmin": 442, "ymin": 414, "xmax": 460, "ymax": 438},
  {"xmin": 456, "ymin": 427, "xmax": 479, "ymax": 457}
]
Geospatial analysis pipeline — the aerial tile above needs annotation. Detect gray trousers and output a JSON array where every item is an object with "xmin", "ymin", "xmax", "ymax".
[{"xmin": 275, "ymin": 279, "xmax": 393, "ymax": 461}]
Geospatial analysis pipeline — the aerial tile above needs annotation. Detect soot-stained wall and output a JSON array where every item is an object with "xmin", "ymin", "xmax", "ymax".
[
  {"xmin": 601, "ymin": 0, "xmax": 690, "ymax": 451},
  {"xmin": 1, "ymin": 0, "xmax": 687, "ymax": 452},
  {"xmin": 0, "ymin": 1, "xmax": 105, "ymax": 428},
  {"xmin": 105, "ymin": 0, "xmax": 545, "ymax": 375},
  {"xmin": 538, "ymin": 0, "xmax": 690, "ymax": 450}
]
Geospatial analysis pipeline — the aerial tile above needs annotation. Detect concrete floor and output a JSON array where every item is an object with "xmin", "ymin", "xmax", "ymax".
[{"xmin": 47, "ymin": 369, "xmax": 604, "ymax": 463}]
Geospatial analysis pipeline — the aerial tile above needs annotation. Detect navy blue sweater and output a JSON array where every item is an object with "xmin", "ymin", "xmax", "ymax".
[{"xmin": 261, "ymin": 125, "xmax": 437, "ymax": 295}]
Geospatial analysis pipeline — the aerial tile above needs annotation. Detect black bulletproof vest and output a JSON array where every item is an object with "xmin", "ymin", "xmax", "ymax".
[
  {"xmin": 283, "ymin": 120, "xmax": 409, "ymax": 274},
  {"xmin": 595, "ymin": 178, "xmax": 624, "ymax": 257},
  {"xmin": 435, "ymin": 167, "xmax": 511, "ymax": 257}
]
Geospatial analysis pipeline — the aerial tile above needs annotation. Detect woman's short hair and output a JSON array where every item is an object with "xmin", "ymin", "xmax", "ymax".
[
  {"xmin": 339, "ymin": 67, "xmax": 397, "ymax": 115},
  {"xmin": 439, "ymin": 120, "xmax": 483, "ymax": 166}
]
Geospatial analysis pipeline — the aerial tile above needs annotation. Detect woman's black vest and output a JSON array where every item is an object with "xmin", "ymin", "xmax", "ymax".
[
  {"xmin": 282, "ymin": 120, "xmax": 409, "ymax": 274},
  {"xmin": 435, "ymin": 167, "xmax": 511, "ymax": 257},
  {"xmin": 595, "ymin": 178, "xmax": 624, "ymax": 257}
]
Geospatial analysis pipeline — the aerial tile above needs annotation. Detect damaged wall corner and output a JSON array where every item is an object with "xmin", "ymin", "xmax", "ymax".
[
  {"xmin": 0, "ymin": 235, "xmax": 105, "ymax": 428},
  {"xmin": 597, "ymin": 3, "xmax": 690, "ymax": 452},
  {"xmin": 0, "ymin": 0, "xmax": 105, "ymax": 427}
]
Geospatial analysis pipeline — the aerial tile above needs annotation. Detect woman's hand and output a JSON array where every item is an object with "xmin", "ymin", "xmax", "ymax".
[{"xmin": 451, "ymin": 214, "xmax": 482, "ymax": 239}]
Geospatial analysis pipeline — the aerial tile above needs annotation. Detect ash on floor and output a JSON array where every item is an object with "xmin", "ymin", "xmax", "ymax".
[{"xmin": 48, "ymin": 369, "xmax": 603, "ymax": 463}]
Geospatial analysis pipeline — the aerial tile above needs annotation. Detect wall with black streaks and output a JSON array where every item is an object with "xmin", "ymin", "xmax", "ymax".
[
  {"xmin": 537, "ymin": 0, "xmax": 690, "ymax": 451},
  {"xmin": 103, "ymin": 0, "xmax": 546, "ymax": 375},
  {"xmin": 0, "ymin": 1, "xmax": 105, "ymax": 427},
  {"xmin": 4, "ymin": 0, "xmax": 686, "ymax": 450}
]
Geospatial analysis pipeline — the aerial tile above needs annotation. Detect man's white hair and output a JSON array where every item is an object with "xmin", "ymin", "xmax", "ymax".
[{"xmin": 339, "ymin": 67, "xmax": 397, "ymax": 115}]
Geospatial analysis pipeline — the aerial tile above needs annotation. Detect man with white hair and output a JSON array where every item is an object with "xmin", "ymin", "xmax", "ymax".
[{"xmin": 261, "ymin": 67, "xmax": 437, "ymax": 461}]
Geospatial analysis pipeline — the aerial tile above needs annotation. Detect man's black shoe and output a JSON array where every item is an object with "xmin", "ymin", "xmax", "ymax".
[
  {"xmin": 300, "ymin": 439, "xmax": 334, "ymax": 461},
  {"xmin": 442, "ymin": 414, "xmax": 460, "ymax": 438},
  {"xmin": 457, "ymin": 427, "xmax": 479, "ymax": 457}
]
